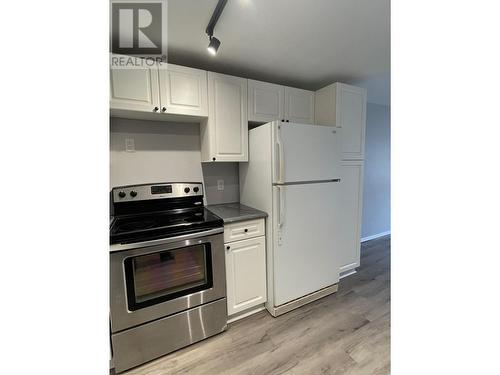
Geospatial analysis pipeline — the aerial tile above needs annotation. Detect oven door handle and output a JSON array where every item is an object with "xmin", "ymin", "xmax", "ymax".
[{"xmin": 110, "ymin": 227, "xmax": 224, "ymax": 252}]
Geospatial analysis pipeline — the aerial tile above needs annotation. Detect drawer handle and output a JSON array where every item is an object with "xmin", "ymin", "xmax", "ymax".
[
  {"xmin": 244, "ymin": 228, "xmax": 248, "ymax": 233},
  {"xmin": 226, "ymin": 246, "xmax": 230, "ymax": 250}
]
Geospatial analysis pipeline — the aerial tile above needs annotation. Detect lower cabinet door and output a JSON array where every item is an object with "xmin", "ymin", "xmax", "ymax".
[
  {"xmin": 339, "ymin": 160, "xmax": 364, "ymax": 273},
  {"xmin": 225, "ymin": 236, "xmax": 266, "ymax": 316}
]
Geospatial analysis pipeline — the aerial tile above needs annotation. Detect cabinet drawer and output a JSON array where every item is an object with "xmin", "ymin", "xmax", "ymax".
[{"xmin": 224, "ymin": 219, "xmax": 265, "ymax": 243}]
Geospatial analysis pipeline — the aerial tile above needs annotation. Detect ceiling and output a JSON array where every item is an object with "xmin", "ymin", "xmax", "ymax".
[{"xmin": 166, "ymin": 0, "xmax": 390, "ymax": 105}]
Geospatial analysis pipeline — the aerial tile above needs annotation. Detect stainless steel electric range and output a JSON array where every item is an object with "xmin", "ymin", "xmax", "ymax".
[{"xmin": 109, "ymin": 182, "xmax": 227, "ymax": 373}]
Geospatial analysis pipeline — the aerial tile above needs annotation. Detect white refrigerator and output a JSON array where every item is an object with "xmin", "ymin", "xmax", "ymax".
[{"xmin": 239, "ymin": 121, "xmax": 342, "ymax": 316}]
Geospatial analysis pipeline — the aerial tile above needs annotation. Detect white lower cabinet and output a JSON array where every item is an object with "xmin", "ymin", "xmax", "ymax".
[
  {"xmin": 224, "ymin": 220, "xmax": 266, "ymax": 317},
  {"xmin": 223, "ymin": 218, "xmax": 265, "ymax": 243},
  {"xmin": 339, "ymin": 160, "xmax": 364, "ymax": 274}
]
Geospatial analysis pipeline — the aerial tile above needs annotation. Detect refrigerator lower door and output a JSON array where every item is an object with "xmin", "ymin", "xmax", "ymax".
[
  {"xmin": 272, "ymin": 122, "xmax": 341, "ymax": 184},
  {"xmin": 272, "ymin": 182, "xmax": 341, "ymax": 306}
]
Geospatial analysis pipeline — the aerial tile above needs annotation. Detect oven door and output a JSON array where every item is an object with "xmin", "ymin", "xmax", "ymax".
[{"xmin": 110, "ymin": 228, "xmax": 225, "ymax": 333}]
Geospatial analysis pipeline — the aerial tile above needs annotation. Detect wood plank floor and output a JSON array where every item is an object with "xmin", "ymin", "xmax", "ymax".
[{"xmin": 122, "ymin": 235, "xmax": 391, "ymax": 375}]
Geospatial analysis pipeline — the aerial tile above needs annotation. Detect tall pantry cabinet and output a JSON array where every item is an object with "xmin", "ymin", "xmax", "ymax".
[{"xmin": 315, "ymin": 83, "xmax": 367, "ymax": 276}]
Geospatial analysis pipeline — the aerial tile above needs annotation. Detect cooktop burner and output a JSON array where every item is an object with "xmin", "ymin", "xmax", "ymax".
[{"xmin": 110, "ymin": 182, "xmax": 223, "ymax": 245}]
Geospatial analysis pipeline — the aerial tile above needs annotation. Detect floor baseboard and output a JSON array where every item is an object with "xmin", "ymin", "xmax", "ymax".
[
  {"xmin": 361, "ymin": 231, "xmax": 391, "ymax": 243},
  {"xmin": 339, "ymin": 268, "xmax": 357, "ymax": 279}
]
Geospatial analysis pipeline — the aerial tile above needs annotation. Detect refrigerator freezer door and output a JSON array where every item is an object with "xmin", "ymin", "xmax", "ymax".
[
  {"xmin": 272, "ymin": 182, "xmax": 341, "ymax": 306},
  {"xmin": 273, "ymin": 122, "xmax": 341, "ymax": 184}
]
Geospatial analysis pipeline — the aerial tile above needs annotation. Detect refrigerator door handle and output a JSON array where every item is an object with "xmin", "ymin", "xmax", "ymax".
[
  {"xmin": 277, "ymin": 186, "xmax": 284, "ymax": 227},
  {"xmin": 276, "ymin": 131, "xmax": 284, "ymax": 184},
  {"xmin": 275, "ymin": 141, "xmax": 281, "ymax": 183}
]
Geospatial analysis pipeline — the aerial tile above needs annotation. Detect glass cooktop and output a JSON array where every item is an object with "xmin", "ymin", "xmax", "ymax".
[{"xmin": 110, "ymin": 208, "xmax": 223, "ymax": 245}]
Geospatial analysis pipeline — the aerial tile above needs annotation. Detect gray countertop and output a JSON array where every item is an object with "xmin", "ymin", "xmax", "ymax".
[{"xmin": 206, "ymin": 202, "xmax": 268, "ymax": 224}]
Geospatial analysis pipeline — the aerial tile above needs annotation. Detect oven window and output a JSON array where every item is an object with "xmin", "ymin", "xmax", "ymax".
[{"xmin": 124, "ymin": 244, "xmax": 213, "ymax": 311}]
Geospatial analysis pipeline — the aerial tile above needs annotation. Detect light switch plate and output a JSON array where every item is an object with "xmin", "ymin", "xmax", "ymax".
[
  {"xmin": 125, "ymin": 138, "xmax": 135, "ymax": 152},
  {"xmin": 217, "ymin": 179, "xmax": 224, "ymax": 191}
]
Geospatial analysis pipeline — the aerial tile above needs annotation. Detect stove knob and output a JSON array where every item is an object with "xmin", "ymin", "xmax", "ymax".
[
  {"xmin": 193, "ymin": 187, "xmax": 199, "ymax": 193},
  {"xmin": 184, "ymin": 187, "xmax": 190, "ymax": 194},
  {"xmin": 130, "ymin": 191, "xmax": 137, "ymax": 197},
  {"xmin": 118, "ymin": 191, "xmax": 126, "ymax": 198}
]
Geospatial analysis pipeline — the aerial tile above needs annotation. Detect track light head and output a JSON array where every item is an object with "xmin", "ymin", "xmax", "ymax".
[
  {"xmin": 207, "ymin": 36, "xmax": 221, "ymax": 55},
  {"xmin": 205, "ymin": 0, "xmax": 227, "ymax": 56}
]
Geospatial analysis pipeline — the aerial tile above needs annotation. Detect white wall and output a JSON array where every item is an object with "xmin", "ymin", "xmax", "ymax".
[
  {"xmin": 201, "ymin": 163, "xmax": 239, "ymax": 205},
  {"xmin": 110, "ymin": 117, "xmax": 239, "ymax": 205},
  {"xmin": 361, "ymin": 103, "xmax": 391, "ymax": 238}
]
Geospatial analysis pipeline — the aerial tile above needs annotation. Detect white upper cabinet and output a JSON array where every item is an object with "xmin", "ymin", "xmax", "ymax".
[
  {"xmin": 248, "ymin": 80, "xmax": 314, "ymax": 124},
  {"xmin": 158, "ymin": 63, "xmax": 208, "ymax": 117},
  {"xmin": 110, "ymin": 55, "xmax": 160, "ymax": 113},
  {"xmin": 315, "ymin": 82, "xmax": 367, "ymax": 160},
  {"xmin": 284, "ymin": 87, "xmax": 315, "ymax": 124},
  {"xmin": 248, "ymin": 80, "xmax": 285, "ymax": 123},
  {"xmin": 110, "ymin": 55, "xmax": 208, "ymax": 120},
  {"xmin": 110, "ymin": 54, "xmax": 315, "ymax": 130},
  {"xmin": 201, "ymin": 72, "xmax": 248, "ymax": 162}
]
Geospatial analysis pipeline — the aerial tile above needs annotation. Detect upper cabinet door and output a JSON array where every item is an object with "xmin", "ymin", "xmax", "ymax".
[
  {"xmin": 110, "ymin": 55, "xmax": 160, "ymax": 113},
  {"xmin": 248, "ymin": 80, "xmax": 285, "ymax": 123},
  {"xmin": 206, "ymin": 72, "xmax": 248, "ymax": 162},
  {"xmin": 314, "ymin": 82, "xmax": 367, "ymax": 160},
  {"xmin": 337, "ymin": 84, "xmax": 367, "ymax": 160},
  {"xmin": 158, "ymin": 64, "xmax": 208, "ymax": 117},
  {"xmin": 284, "ymin": 87, "xmax": 315, "ymax": 124}
]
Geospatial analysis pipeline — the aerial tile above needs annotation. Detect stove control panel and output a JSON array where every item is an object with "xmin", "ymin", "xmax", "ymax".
[{"xmin": 113, "ymin": 182, "xmax": 203, "ymax": 202}]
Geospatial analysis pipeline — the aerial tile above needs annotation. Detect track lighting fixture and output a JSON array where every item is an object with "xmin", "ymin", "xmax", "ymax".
[
  {"xmin": 207, "ymin": 36, "xmax": 221, "ymax": 55},
  {"xmin": 205, "ymin": 0, "xmax": 227, "ymax": 56}
]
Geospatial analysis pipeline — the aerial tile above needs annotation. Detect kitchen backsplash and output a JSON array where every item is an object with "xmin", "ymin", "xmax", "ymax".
[{"xmin": 110, "ymin": 117, "xmax": 239, "ymax": 205}]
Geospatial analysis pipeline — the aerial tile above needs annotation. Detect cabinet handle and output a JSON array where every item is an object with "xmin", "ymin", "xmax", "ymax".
[
  {"xmin": 244, "ymin": 228, "xmax": 248, "ymax": 233},
  {"xmin": 161, "ymin": 107, "xmax": 166, "ymax": 112},
  {"xmin": 281, "ymin": 119, "xmax": 285, "ymax": 122},
  {"xmin": 212, "ymin": 157, "xmax": 216, "ymax": 161},
  {"xmin": 286, "ymin": 119, "xmax": 289, "ymax": 122},
  {"xmin": 226, "ymin": 246, "xmax": 230, "ymax": 250},
  {"xmin": 153, "ymin": 107, "xmax": 159, "ymax": 112}
]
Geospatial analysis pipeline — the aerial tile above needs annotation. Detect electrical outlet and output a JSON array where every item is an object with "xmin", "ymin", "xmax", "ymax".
[
  {"xmin": 217, "ymin": 179, "xmax": 224, "ymax": 191},
  {"xmin": 125, "ymin": 138, "xmax": 135, "ymax": 152}
]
